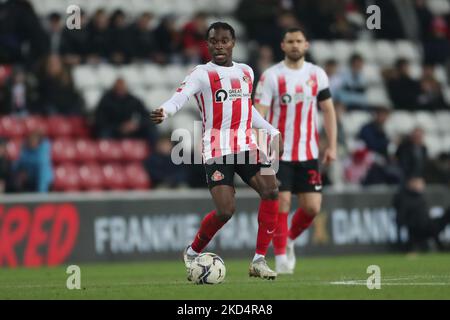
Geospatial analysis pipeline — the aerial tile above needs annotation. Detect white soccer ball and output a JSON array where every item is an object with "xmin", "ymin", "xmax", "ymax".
[{"xmin": 189, "ymin": 252, "xmax": 226, "ymax": 284}]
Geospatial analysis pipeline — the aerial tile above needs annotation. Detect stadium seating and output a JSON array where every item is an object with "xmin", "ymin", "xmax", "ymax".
[
  {"xmin": 124, "ymin": 162, "xmax": 151, "ymax": 190},
  {"xmin": 52, "ymin": 138, "xmax": 77, "ymax": 163},
  {"xmin": 102, "ymin": 163, "xmax": 127, "ymax": 190},
  {"xmin": 78, "ymin": 162, "xmax": 104, "ymax": 191},
  {"xmin": 53, "ymin": 163, "xmax": 81, "ymax": 191},
  {"xmin": 0, "ymin": 116, "xmax": 26, "ymax": 138}
]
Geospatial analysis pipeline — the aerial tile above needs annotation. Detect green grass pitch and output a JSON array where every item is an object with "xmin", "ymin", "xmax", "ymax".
[{"xmin": 0, "ymin": 253, "xmax": 449, "ymax": 299}]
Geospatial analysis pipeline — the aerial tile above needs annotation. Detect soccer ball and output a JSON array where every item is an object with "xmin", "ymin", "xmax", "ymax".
[{"xmin": 189, "ymin": 252, "xmax": 226, "ymax": 284}]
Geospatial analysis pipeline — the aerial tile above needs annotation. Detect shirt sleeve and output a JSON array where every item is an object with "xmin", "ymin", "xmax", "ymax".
[
  {"xmin": 317, "ymin": 66, "xmax": 330, "ymax": 92},
  {"xmin": 254, "ymin": 70, "xmax": 275, "ymax": 107},
  {"xmin": 161, "ymin": 67, "xmax": 203, "ymax": 117}
]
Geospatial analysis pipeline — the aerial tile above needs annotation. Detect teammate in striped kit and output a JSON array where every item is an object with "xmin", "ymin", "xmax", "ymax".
[
  {"xmin": 151, "ymin": 22, "xmax": 283, "ymax": 280},
  {"xmin": 255, "ymin": 28, "xmax": 337, "ymax": 274}
]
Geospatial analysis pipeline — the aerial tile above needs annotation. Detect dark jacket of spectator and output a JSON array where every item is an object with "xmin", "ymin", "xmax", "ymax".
[
  {"xmin": 393, "ymin": 178, "xmax": 450, "ymax": 252},
  {"xmin": 94, "ymin": 78, "xmax": 157, "ymax": 147},
  {"xmin": 358, "ymin": 108, "xmax": 390, "ymax": 159},
  {"xmin": 387, "ymin": 59, "xmax": 420, "ymax": 110},
  {"xmin": 37, "ymin": 55, "xmax": 85, "ymax": 115},
  {"xmin": 396, "ymin": 128, "xmax": 428, "ymax": 180}
]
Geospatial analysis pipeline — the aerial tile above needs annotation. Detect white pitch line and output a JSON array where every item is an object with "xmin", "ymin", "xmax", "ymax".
[{"xmin": 329, "ymin": 280, "xmax": 450, "ymax": 286}]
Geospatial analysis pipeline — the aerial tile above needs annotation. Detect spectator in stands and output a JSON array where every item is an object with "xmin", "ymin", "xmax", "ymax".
[
  {"xmin": 181, "ymin": 12, "xmax": 210, "ymax": 64},
  {"xmin": 94, "ymin": 78, "xmax": 157, "ymax": 148},
  {"xmin": 61, "ymin": 9, "xmax": 89, "ymax": 65},
  {"xmin": 393, "ymin": 176, "xmax": 450, "ymax": 252},
  {"xmin": 0, "ymin": 138, "xmax": 12, "ymax": 193},
  {"xmin": 37, "ymin": 54, "xmax": 85, "ymax": 115},
  {"xmin": 0, "ymin": 0, "xmax": 48, "ymax": 65},
  {"xmin": 372, "ymin": 0, "xmax": 406, "ymax": 39},
  {"xmin": 343, "ymin": 142, "xmax": 374, "ymax": 185},
  {"xmin": 396, "ymin": 127, "xmax": 428, "ymax": 181},
  {"xmin": 46, "ymin": 12, "xmax": 64, "ymax": 54},
  {"xmin": 86, "ymin": 9, "xmax": 110, "ymax": 64},
  {"xmin": 109, "ymin": 9, "xmax": 132, "ymax": 65},
  {"xmin": 0, "ymin": 67, "xmax": 37, "ymax": 116},
  {"xmin": 425, "ymin": 152, "xmax": 450, "ymax": 187},
  {"xmin": 333, "ymin": 53, "xmax": 369, "ymax": 110},
  {"xmin": 253, "ymin": 45, "xmax": 274, "ymax": 84},
  {"xmin": 235, "ymin": 0, "xmax": 279, "ymax": 44},
  {"xmin": 130, "ymin": 12, "xmax": 158, "ymax": 62},
  {"xmin": 423, "ymin": 17, "xmax": 450, "ymax": 66},
  {"xmin": 414, "ymin": 0, "xmax": 434, "ymax": 41},
  {"xmin": 358, "ymin": 105, "xmax": 391, "ymax": 159},
  {"xmin": 266, "ymin": 10, "xmax": 302, "ymax": 61},
  {"xmin": 387, "ymin": 58, "xmax": 420, "ymax": 111},
  {"xmin": 144, "ymin": 135, "xmax": 187, "ymax": 188},
  {"xmin": 324, "ymin": 59, "xmax": 341, "ymax": 97},
  {"xmin": 11, "ymin": 130, "xmax": 53, "ymax": 193},
  {"xmin": 417, "ymin": 64, "xmax": 449, "ymax": 110},
  {"xmin": 153, "ymin": 14, "xmax": 181, "ymax": 64}
]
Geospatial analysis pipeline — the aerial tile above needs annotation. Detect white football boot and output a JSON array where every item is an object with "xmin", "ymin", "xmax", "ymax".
[{"xmin": 249, "ymin": 257, "xmax": 277, "ymax": 280}]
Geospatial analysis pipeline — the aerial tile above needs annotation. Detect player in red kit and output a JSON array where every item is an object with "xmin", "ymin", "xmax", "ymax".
[
  {"xmin": 255, "ymin": 28, "xmax": 337, "ymax": 274},
  {"xmin": 151, "ymin": 22, "xmax": 283, "ymax": 280}
]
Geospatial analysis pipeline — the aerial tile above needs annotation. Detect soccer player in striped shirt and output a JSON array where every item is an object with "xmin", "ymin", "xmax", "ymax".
[
  {"xmin": 255, "ymin": 28, "xmax": 337, "ymax": 274},
  {"xmin": 151, "ymin": 22, "xmax": 283, "ymax": 280}
]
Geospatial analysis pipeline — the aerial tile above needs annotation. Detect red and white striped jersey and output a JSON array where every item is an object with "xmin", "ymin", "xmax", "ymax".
[
  {"xmin": 255, "ymin": 61, "xmax": 329, "ymax": 162},
  {"xmin": 173, "ymin": 61, "xmax": 258, "ymax": 161}
]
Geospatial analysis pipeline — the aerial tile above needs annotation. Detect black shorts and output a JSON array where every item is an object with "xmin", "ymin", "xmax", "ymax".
[
  {"xmin": 204, "ymin": 150, "xmax": 271, "ymax": 189},
  {"xmin": 277, "ymin": 159, "xmax": 322, "ymax": 193}
]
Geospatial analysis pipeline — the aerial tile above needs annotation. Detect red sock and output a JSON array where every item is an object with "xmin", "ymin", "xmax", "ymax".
[
  {"xmin": 273, "ymin": 212, "xmax": 288, "ymax": 255},
  {"xmin": 255, "ymin": 199, "xmax": 279, "ymax": 255},
  {"xmin": 288, "ymin": 208, "xmax": 314, "ymax": 240},
  {"xmin": 191, "ymin": 210, "xmax": 226, "ymax": 253}
]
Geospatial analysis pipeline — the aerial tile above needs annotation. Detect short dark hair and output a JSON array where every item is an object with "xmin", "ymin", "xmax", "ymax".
[
  {"xmin": 205, "ymin": 22, "xmax": 236, "ymax": 40},
  {"xmin": 282, "ymin": 27, "xmax": 308, "ymax": 40}
]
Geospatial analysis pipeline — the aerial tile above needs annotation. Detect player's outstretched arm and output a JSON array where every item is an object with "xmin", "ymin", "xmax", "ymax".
[
  {"xmin": 319, "ymin": 98, "xmax": 337, "ymax": 165},
  {"xmin": 150, "ymin": 91, "xmax": 190, "ymax": 124},
  {"xmin": 251, "ymin": 105, "xmax": 283, "ymax": 157},
  {"xmin": 150, "ymin": 108, "xmax": 166, "ymax": 124}
]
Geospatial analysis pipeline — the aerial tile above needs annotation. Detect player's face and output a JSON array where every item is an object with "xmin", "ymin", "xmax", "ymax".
[
  {"xmin": 207, "ymin": 28, "xmax": 235, "ymax": 66},
  {"xmin": 281, "ymin": 31, "xmax": 309, "ymax": 62}
]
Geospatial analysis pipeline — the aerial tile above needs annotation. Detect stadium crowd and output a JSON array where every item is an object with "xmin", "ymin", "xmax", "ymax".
[{"xmin": 0, "ymin": 0, "xmax": 450, "ymax": 193}]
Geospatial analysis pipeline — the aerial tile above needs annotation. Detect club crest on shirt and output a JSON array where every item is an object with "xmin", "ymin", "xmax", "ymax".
[
  {"xmin": 211, "ymin": 170, "xmax": 225, "ymax": 182},
  {"xmin": 243, "ymin": 75, "xmax": 251, "ymax": 83},
  {"xmin": 306, "ymin": 79, "xmax": 317, "ymax": 87}
]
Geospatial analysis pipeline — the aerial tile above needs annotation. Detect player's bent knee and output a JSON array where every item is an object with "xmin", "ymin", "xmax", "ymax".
[
  {"xmin": 260, "ymin": 187, "xmax": 279, "ymax": 200},
  {"xmin": 304, "ymin": 205, "xmax": 320, "ymax": 217},
  {"xmin": 216, "ymin": 207, "xmax": 235, "ymax": 221}
]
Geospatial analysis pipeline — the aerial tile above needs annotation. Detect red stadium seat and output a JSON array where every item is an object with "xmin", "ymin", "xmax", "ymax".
[
  {"xmin": 124, "ymin": 163, "xmax": 151, "ymax": 190},
  {"xmin": 52, "ymin": 138, "xmax": 77, "ymax": 163},
  {"xmin": 97, "ymin": 139, "xmax": 124, "ymax": 162},
  {"xmin": 68, "ymin": 116, "xmax": 90, "ymax": 138},
  {"xmin": 23, "ymin": 116, "xmax": 48, "ymax": 135},
  {"xmin": 53, "ymin": 163, "xmax": 81, "ymax": 191},
  {"xmin": 6, "ymin": 138, "xmax": 23, "ymax": 161},
  {"xmin": 102, "ymin": 163, "xmax": 127, "ymax": 190},
  {"xmin": 47, "ymin": 116, "xmax": 73, "ymax": 137},
  {"xmin": 120, "ymin": 139, "xmax": 150, "ymax": 162},
  {"xmin": 79, "ymin": 163, "xmax": 104, "ymax": 190},
  {"xmin": 74, "ymin": 138, "xmax": 99, "ymax": 163},
  {"xmin": 0, "ymin": 116, "xmax": 26, "ymax": 138}
]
